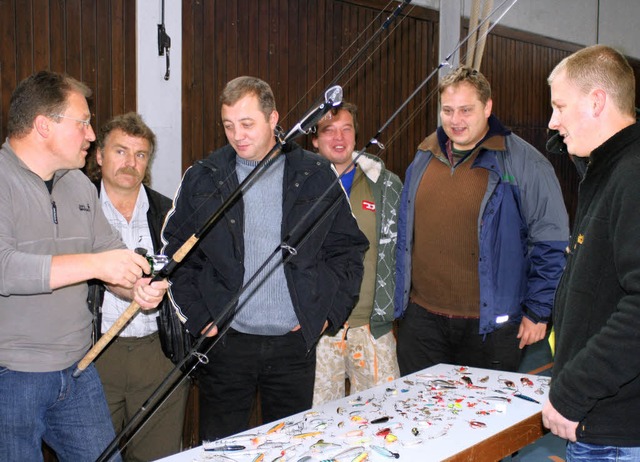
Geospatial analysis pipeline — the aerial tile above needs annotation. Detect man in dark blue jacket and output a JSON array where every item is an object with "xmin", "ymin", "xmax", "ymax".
[
  {"xmin": 395, "ymin": 66, "xmax": 569, "ymax": 375},
  {"xmin": 162, "ymin": 76, "xmax": 367, "ymax": 441}
]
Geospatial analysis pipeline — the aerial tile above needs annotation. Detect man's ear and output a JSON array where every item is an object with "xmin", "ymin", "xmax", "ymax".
[
  {"xmin": 484, "ymin": 98, "xmax": 493, "ymax": 118},
  {"xmin": 96, "ymin": 148, "xmax": 103, "ymax": 166},
  {"xmin": 269, "ymin": 110, "xmax": 279, "ymax": 129},
  {"xmin": 591, "ymin": 89, "xmax": 606, "ymax": 118},
  {"xmin": 34, "ymin": 115, "xmax": 51, "ymax": 138}
]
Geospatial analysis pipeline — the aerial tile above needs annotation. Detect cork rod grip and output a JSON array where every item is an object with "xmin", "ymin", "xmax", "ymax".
[{"xmin": 72, "ymin": 301, "xmax": 141, "ymax": 377}]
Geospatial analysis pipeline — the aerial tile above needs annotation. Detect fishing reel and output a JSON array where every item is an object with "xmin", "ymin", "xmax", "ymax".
[{"xmin": 134, "ymin": 247, "xmax": 169, "ymax": 277}]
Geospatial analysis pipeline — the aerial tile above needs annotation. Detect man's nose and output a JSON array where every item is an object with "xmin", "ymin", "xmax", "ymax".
[
  {"xmin": 548, "ymin": 110, "xmax": 560, "ymax": 130},
  {"xmin": 86, "ymin": 124, "xmax": 96, "ymax": 142},
  {"xmin": 124, "ymin": 153, "xmax": 136, "ymax": 166}
]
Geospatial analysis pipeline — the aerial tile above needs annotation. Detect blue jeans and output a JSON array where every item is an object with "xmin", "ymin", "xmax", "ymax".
[
  {"xmin": 0, "ymin": 363, "xmax": 121, "ymax": 462},
  {"xmin": 567, "ymin": 442, "xmax": 640, "ymax": 461},
  {"xmin": 197, "ymin": 328, "xmax": 316, "ymax": 441}
]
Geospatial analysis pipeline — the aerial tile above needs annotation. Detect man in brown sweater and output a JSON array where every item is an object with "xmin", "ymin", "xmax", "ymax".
[{"xmin": 394, "ymin": 66, "xmax": 569, "ymax": 375}]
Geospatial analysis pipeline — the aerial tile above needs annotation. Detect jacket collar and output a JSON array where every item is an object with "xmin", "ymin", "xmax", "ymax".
[
  {"xmin": 200, "ymin": 141, "xmax": 323, "ymax": 174},
  {"xmin": 587, "ymin": 122, "xmax": 640, "ymax": 174},
  {"xmin": 418, "ymin": 114, "xmax": 511, "ymax": 157},
  {"xmin": 351, "ymin": 152, "xmax": 384, "ymax": 183}
]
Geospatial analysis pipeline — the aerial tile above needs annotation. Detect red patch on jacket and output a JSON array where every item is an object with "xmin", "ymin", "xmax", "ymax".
[{"xmin": 362, "ymin": 200, "xmax": 376, "ymax": 211}]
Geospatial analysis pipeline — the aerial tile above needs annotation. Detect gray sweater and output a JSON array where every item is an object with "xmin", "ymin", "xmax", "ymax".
[
  {"xmin": 233, "ymin": 155, "xmax": 298, "ymax": 334},
  {"xmin": 0, "ymin": 140, "xmax": 124, "ymax": 372}
]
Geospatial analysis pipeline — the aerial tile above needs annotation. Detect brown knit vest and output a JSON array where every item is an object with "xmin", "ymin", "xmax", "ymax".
[{"xmin": 410, "ymin": 154, "xmax": 489, "ymax": 317}]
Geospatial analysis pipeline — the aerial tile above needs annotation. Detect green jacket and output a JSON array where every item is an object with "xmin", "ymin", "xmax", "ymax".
[{"xmin": 353, "ymin": 153, "xmax": 402, "ymax": 338}]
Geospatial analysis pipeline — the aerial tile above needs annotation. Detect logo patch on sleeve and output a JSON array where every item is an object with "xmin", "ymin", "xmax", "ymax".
[{"xmin": 362, "ymin": 200, "xmax": 376, "ymax": 211}]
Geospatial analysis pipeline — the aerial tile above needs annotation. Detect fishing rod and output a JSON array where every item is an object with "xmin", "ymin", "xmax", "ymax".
[
  {"xmin": 282, "ymin": 0, "xmax": 413, "ymax": 124},
  {"xmin": 378, "ymin": 0, "xmax": 520, "ymax": 153},
  {"xmin": 89, "ymin": 4, "xmax": 417, "ymax": 458},
  {"xmin": 94, "ymin": 1, "xmax": 521, "ymax": 459},
  {"xmin": 72, "ymin": 85, "xmax": 343, "ymax": 380},
  {"xmin": 75, "ymin": 0, "xmax": 414, "ymax": 381},
  {"xmin": 95, "ymin": 144, "xmax": 351, "ymax": 462}
]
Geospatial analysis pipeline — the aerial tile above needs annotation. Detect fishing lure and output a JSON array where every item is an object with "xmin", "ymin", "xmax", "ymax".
[
  {"xmin": 350, "ymin": 415, "xmax": 368, "ymax": 424},
  {"xmin": 292, "ymin": 431, "xmax": 323, "ymax": 439},
  {"xmin": 428, "ymin": 379, "xmax": 457, "ymax": 390},
  {"xmin": 469, "ymin": 420, "xmax": 487, "ymax": 429},
  {"xmin": 352, "ymin": 451, "xmax": 369, "ymax": 462},
  {"xmin": 310, "ymin": 439, "xmax": 341, "ymax": 452},
  {"xmin": 384, "ymin": 433, "xmax": 398, "ymax": 443},
  {"xmin": 370, "ymin": 416, "xmax": 390, "ymax": 424},
  {"xmin": 499, "ymin": 378, "xmax": 516, "ymax": 389},
  {"xmin": 484, "ymin": 396, "xmax": 512, "ymax": 403},
  {"xmin": 267, "ymin": 422, "xmax": 285, "ymax": 434},
  {"xmin": 521, "ymin": 377, "xmax": 534, "ymax": 387},
  {"xmin": 371, "ymin": 445, "xmax": 400, "ymax": 459},
  {"xmin": 325, "ymin": 446, "xmax": 365, "ymax": 461}
]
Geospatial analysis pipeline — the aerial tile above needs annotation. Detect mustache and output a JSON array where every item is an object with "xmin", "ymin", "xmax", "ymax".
[{"xmin": 116, "ymin": 167, "xmax": 140, "ymax": 177}]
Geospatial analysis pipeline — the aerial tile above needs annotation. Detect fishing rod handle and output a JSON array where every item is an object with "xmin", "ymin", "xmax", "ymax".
[{"xmin": 72, "ymin": 300, "xmax": 141, "ymax": 377}]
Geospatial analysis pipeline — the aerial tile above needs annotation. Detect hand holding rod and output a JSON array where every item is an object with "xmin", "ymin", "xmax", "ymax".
[
  {"xmin": 94, "ymin": 0, "xmax": 521, "ymax": 454},
  {"xmin": 94, "ymin": 93, "xmax": 349, "ymax": 461},
  {"xmin": 72, "ymin": 143, "xmax": 284, "ymax": 378},
  {"xmin": 72, "ymin": 82, "xmax": 342, "ymax": 378}
]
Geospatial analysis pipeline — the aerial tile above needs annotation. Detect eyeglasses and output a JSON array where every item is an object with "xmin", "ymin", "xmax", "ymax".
[{"xmin": 50, "ymin": 114, "xmax": 92, "ymax": 128}]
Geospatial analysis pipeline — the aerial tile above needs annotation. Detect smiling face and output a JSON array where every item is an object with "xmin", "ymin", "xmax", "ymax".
[
  {"xmin": 440, "ymin": 82, "xmax": 492, "ymax": 151},
  {"xmin": 221, "ymin": 93, "xmax": 278, "ymax": 162},
  {"xmin": 548, "ymin": 70, "xmax": 596, "ymax": 158},
  {"xmin": 97, "ymin": 128, "xmax": 150, "ymax": 193},
  {"xmin": 312, "ymin": 109, "xmax": 357, "ymax": 174},
  {"xmin": 49, "ymin": 91, "xmax": 96, "ymax": 169}
]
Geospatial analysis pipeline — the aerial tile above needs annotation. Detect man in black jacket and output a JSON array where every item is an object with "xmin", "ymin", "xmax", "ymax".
[
  {"xmin": 542, "ymin": 45, "xmax": 640, "ymax": 460},
  {"xmin": 162, "ymin": 76, "xmax": 368, "ymax": 441},
  {"xmin": 85, "ymin": 113, "xmax": 189, "ymax": 461}
]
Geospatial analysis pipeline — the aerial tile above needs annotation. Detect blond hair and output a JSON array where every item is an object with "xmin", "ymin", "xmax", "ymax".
[{"xmin": 548, "ymin": 45, "xmax": 635, "ymax": 117}]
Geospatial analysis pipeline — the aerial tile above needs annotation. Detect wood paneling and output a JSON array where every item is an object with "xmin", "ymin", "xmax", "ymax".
[
  {"xmin": 181, "ymin": 0, "xmax": 636, "ymax": 229},
  {"xmin": 0, "ymin": 0, "xmax": 136, "ymax": 140},
  {"xmin": 181, "ymin": 0, "xmax": 437, "ymax": 177}
]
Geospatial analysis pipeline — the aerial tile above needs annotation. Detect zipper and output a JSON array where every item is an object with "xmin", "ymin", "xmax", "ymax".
[{"xmin": 51, "ymin": 200, "xmax": 58, "ymax": 224}]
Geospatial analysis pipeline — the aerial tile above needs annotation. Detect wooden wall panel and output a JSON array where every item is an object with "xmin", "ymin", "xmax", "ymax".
[
  {"xmin": 181, "ymin": 0, "xmax": 437, "ymax": 178},
  {"xmin": 0, "ymin": 0, "xmax": 136, "ymax": 140},
  {"xmin": 180, "ymin": 0, "xmax": 640, "ymax": 226}
]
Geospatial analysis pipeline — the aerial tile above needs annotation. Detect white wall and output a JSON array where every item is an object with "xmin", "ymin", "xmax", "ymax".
[
  {"xmin": 136, "ymin": 0, "xmax": 182, "ymax": 199},
  {"xmin": 411, "ymin": 0, "xmax": 640, "ymax": 60}
]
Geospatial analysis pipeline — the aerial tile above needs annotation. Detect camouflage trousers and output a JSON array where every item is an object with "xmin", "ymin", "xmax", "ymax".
[{"xmin": 313, "ymin": 325, "xmax": 400, "ymax": 407}]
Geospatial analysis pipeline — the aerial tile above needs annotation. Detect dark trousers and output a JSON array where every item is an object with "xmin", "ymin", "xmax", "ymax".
[
  {"xmin": 397, "ymin": 302, "xmax": 523, "ymax": 376},
  {"xmin": 95, "ymin": 333, "xmax": 189, "ymax": 462},
  {"xmin": 197, "ymin": 329, "xmax": 315, "ymax": 441}
]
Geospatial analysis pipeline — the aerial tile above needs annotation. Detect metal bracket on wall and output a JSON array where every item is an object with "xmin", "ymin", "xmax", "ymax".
[{"xmin": 158, "ymin": 0, "xmax": 171, "ymax": 80}]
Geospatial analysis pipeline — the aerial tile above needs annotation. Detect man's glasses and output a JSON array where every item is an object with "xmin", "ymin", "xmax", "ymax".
[{"xmin": 50, "ymin": 114, "xmax": 92, "ymax": 128}]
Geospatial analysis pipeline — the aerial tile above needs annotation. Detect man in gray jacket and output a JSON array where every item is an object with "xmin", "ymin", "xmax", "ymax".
[{"xmin": 0, "ymin": 71, "xmax": 167, "ymax": 462}]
